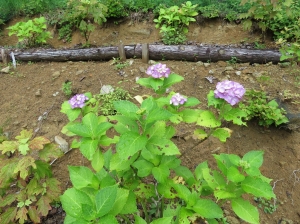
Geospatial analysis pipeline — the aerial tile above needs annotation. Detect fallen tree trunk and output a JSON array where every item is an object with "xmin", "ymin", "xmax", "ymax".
[{"xmin": 0, "ymin": 44, "xmax": 282, "ymax": 63}]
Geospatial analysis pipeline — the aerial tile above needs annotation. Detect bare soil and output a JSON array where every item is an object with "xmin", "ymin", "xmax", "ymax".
[{"xmin": 1, "ymin": 18, "xmax": 300, "ymax": 223}]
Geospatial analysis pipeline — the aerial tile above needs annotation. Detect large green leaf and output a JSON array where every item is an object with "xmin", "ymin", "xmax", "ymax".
[
  {"xmin": 109, "ymin": 115, "xmax": 139, "ymax": 134},
  {"xmin": 91, "ymin": 150, "xmax": 104, "ymax": 172},
  {"xmin": 147, "ymin": 136, "xmax": 180, "ymax": 156},
  {"xmin": 171, "ymin": 182, "xmax": 191, "ymax": 202},
  {"xmin": 145, "ymin": 121, "xmax": 166, "ymax": 140},
  {"xmin": 113, "ymin": 101, "xmax": 140, "ymax": 119},
  {"xmin": 63, "ymin": 215, "xmax": 89, "ymax": 224},
  {"xmin": 132, "ymin": 159, "xmax": 154, "ymax": 177},
  {"xmin": 242, "ymin": 150, "xmax": 264, "ymax": 169},
  {"xmin": 184, "ymin": 97, "xmax": 200, "ymax": 107},
  {"xmin": 150, "ymin": 217, "xmax": 173, "ymax": 224},
  {"xmin": 241, "ymin": 176, "xmax": 275, "ymax": 199},
  {"xmin": 99, "ymin": 214, "xmax": 118, "ymax": 224},
  {"xmin": 61, "ymin": 101, "xmax": 81, "ymax": 121},
  {"xmin": 120, "ymin": 191, "xmax": 137, "ymax": 214},
  {"xmin": 193, "ymin": 199, "xmax": 223, "ymax": 219},
  {"xmin": 194, "ymin": 161, "xmax": 208, "ymax": 181},
  {"xmin": 95, "ymin": 185, "xmax": 118, "ymax": 217},
  {"xmin": 60, "ymin": 188, "xmax": 93, "ymax": 219},
  {"xmin": 211, "ymin": 128, "xmax": 232, "ymax": 142},
  {"xmin": 145, "ymin": 107, "xmax": 173, "ymax": 124},
  {"xmin": 117, "ymin": 132, "xmax": 147, "ymax": 159},
  {"xmin": 68, "ymin": 166, "xmax": 99, "ymax": 189},
  {"xmin": 67, "ymin": 123, "xmax": 92, "ymax": 138},
  {"xmin": 109, "ymin": 188, "xmax": 129, "ymax": 215},
  {"xmin": 0, "ymin": 207, "xmax": 17, "ymax": 224},
  {"xmin": 174, "ymin": 165, "xmax": 196, "ymax": 186},
  {"xmin": 163, "ymin": 73, "xmax": 184, "ymax": 89},
  {"xmin": 181, "ymin": 109, "xmax": 202, "ymax": 123},
  {"xmin": 197, "ymin": 111, "xmax": 221, "ymax": 128},
  {"xmin": 223, "ymin": 107, "xmax": 247, "ymax": 125},
  {"xmin": 231, "ymin": 198, "xmax": 259, "ymax": 224},
  {"xmin": 227, "ymin": 166, "xmax": 245, "ymax": 183},
  {"xmin": 134, "ymin": 215, "xmax": 147, "ymax": 224},
  {"xmin": 79, "ymin": 139, "xmax": 98, "ymax": 160},
  {"xmin": 152, "ymin": 164, "xmax": 170, "ymax": 183}
]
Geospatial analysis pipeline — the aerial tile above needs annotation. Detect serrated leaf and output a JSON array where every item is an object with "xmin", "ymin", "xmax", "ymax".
[
  {"xmin": 171, "ymin": 183, "xmax": 191, "ymax": 202},
  {"xmin": 120, "ymin": 191, "xmax": 137, "ymax": 214},
  {"xmin": 28, "ymin": 206, "xmax": 40, "ymax": 223},
  {"xmin": 214, "ymin": 189, "xmax": 236, "ymax": 200},
  {"xmin": 60, "ymin": 188, "xmax": 92, "ymax": 218},
  {"xmin": 223, "ymin": 108, "xmax": 247, "ymax": 125},
  {"xmin": 181, "ymin": 109, "xmax": 202, "ymax": 123},
  {"xmin": 134, "ymin": 215, "xmax": 147, "ymax": 224},
  {"xmin": 99, "ymin": 214, "xmax": 118, "ymax": 224},
  {"xmin": 174, "ymin": 165, "xmax": 196, "ymax": 186},
  {"xmin": 45, "ymin": 178, "xmax": 62, "ymax": 201},
  {"xmin": 109, "ymin": 115, "xmax": 139, "ymax": 134},
  {"xmin": 0, "ymin": 194, "xmax": 16, "ymax": 207},
  {"xmin": 193, "ymin": 129, "xmax": 208, "ymax": 140},
  {"xmin": 211, "ymin": 128, "xmax": 232, "ymax": 142},
  {"xmin": 231, "ymin": 198, "xmax": 259, "ymax": 224},
  {"xmin": 132, "ymin": 159, "xmax": 154, "ymax": 177},
  {"xmin": 0, "ymin": 141, "xmax": 19, "ymax": 154},
  {"xmin": 146, "ymin": 107, "xmax": 173, "ymax": 124},
  {"xmin": 207, "ymin": 90, "xmax": 223, "ymax": 108},
  {"xmin": 184, "ymin": 97, "xmax": 200, "ymax": 107},
  {"xmin": 152, "ymin": 164, "xmax": 170, "ymax": 183},
  {"xmin": 36, "ymin": 195, "xmax": 52, "ymax": 217},
  {"xmin": 91, "ymin": 150, "xmax": 104, "ymax": 172},
  {"xmin": 34, "ymin": 160, "xmax": 52, "ymax": 179},
  {"xmin": 145, "ymin": 121, "xmax": 166, "ymax": 139},
  {"xmin": 242, "ymin": 150, "xmax": 264, "ymax": 169},
  {"xmin": 116, "ymin": 132, "xmax": 147, "ymax": 159},
  {"xmin": 193, "ymin": 199, "xmax": 223, "ymax": 219},
  {"xmin": 15, "ymin": 129, "xmax": 33, "ymax": 141},
  {"xmin": 147, "ymin": 136, "xmax": 180, "ymax": 156},
  {"xmin": 113, "ymin": 100, "xmax": 140, "ymax": 119},
  {"xmin": 79, "ymin": 139, "xmax": 98, "ymax": 160},
  {"xmin": 95, "ymin": 185, "xmax": 117, "ymax": 217},
  {"xmin": 109, "ymin": 188, "xmax": 129, "ymax": 215},
  {"xmin": 227, "ymin": 166, "xmax": 245, "ymax": 183},
  {"xmin": 150, "ymin": 216, "xmax": 173, "ymax": 224},
  {"xmin": 163, "ymin": 73, "xmax": 184, "ymax": 89},
  {"xmin": 61, "ymin": 101, "xmax": 81, "ymax": 122},
  {"xmin": 38, "ymin": 143, "xmax": 63, "ymax": 162},
  {"xmin": 29, "ymin": 136, "xmax": 51, "ymax": 150},
  {"xmin": 194, "ymin": 161, "xmax": 208, "ymax": 181},
  {"xmin": 16, "ymin": 206, "xmax": 28, "ymax": 224},
  {"xmin": 197, "ymin": 111, "xmax": 221, "ymax": 128},
  {"xmin": 241, "ymin": 176, "xmax": 275, "ymax": 199},
  {"xmin": 0, "ymin": 207, "xmax": 17, "ymax": 224},
  {"xmin": 68, "ymin": 166, "xmax": 99, "ymax": 189},
  {"xmin": 135, "ymin": 183, "xmax": 155, "ymax": 199},
  {"xmin": 14, "ymin": 156, "xmax": 36, "ymax": 180},
  {"xmin": 19, "ymin": 143, "xmax": 30, "ymax": 155}
]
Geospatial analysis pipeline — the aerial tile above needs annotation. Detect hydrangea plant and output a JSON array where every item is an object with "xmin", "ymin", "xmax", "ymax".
[
  {"xmin": 146, "ymin": 63, "xmax": 171, "ymax": 78},
  {"xmin": 68, "ymin": 94, "xmax": 89, "ymax": 109},
  {"xmin": 170, "ymin": 93, "xmax": 187, "ymax": 106}
]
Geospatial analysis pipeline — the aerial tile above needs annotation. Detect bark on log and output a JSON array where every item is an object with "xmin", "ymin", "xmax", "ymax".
[{"xmin": 0, "ymin": 44, "xmax": 282, "ymax": 63}]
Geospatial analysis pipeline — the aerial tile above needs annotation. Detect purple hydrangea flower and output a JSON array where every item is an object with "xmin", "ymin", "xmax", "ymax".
[
  {"xmin": 214, "ymin": 80, "xmax": 245, "ymax": 105},
  {"xmin": 170, "ymin": 93, "xmax": 187, "ymax": 106},
  {"xmin": 69, "ymin": 94, "xmax": 89, "ymax": 109},
  {"xmin": 146, "ymin": 63, "xmax": 171, "ymax": 78}
]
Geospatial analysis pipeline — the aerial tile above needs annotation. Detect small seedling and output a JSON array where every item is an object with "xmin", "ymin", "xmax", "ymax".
[
  {"xmin": 254, "ymin": 197, "xmax": 278, "ymax": 214},
  {"xmin": 62, "ymin": 81, "xmax": 72, "ymax": 97},
  {"xmin": 110, "ymin": 57, "xmax": 130, "ymax": 70},
  {"xmin": 227, "ymin": 56, "xmax": 239, "ymax": 67}
]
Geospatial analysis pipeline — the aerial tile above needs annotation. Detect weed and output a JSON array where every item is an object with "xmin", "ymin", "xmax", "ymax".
[
  {"xmin": 254, "ymin": 197, "xmax": 278, "ymax": 214},
  {"xmin": 110, "ymin": 57, "xmax": 130, "ymax": 70},
  {"xmin": 62, "ymin": 81, "xmax": 72, "ymax": 97}
]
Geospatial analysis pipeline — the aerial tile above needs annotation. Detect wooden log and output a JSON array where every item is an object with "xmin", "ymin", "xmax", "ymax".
[{"xmin": 0, "ymin": 44, "xmax": 282, "ymax": 63}]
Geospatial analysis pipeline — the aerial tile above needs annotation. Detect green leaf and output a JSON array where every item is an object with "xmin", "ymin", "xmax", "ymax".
[
  {"xmin": 207, "ymin": 90, "xmax": 223, "ymax": 108},
  {"xmin": 145, "ymin": 121, "xmax": 166, "ymax": 139},
  {"xmin": 113, "ymin": 100, "xmax": 140, "ymax": 119},
  {"xmin": 15, "ymin": 129, "xmax": 32, "ymax": 141},
  {"xmin": 134, "ymin": 215, "xmax": 147, "ymax": 224},
  {"xmin": 14, "ymin": 156, "xmax": 36, "ymax": 179},
  {"xmin": 0, "ymin": 140, "xmax": 19, "ymax": 154},
  {"xmin": 109, "ymin": 188, "xmax": 129, "ymax": 215},
  {"xmin": 227, "ymin": 166, "xmax": 245, "ymax": 183},
  {"xmin": 174, "ymin": 165, "xmax": 196, "ymax": 186},
  {"xmin": 64, "ymin": 215, "xmax": 89, "ymax": 224},
  {"xmin": 38, "ymin": 143, "xmax": 63, "ymax": 162},
  {"xmin": 242, "ymin": 150, "xmax": 264, "ymax": 169},
  {"xmin": 171, "ymin": 182, "xmax": 191, "ymax": 202},
  {"xmin": 34, "ymin": 160, "xmax": 52, "ymax": 179},
  {"xmin": 133, "ymin": 159, "xmax": 154, "ymax": 177},
  {"xmin": 60, "ymin": 188, "xmax": 93, "ymax": 218},
  {"xmin": 194, "ymin": 161, "xmax": 208, "ymax": 181},
  {"xmin": 117, "ymin": 132, "xmax": 147, "ymax": 159},
  {"xmin": 150, "ymin": 216, "xmax": 173, "ymax": 224},
  {"xmin": 184, "ymin": 97, "xmax": 200, "ymax": 107},
  {"xmin": 120, "ymin": 191, "xmax": 137, "ymax": 214},
  {"xmin": 193, "ymin": 199, "xmax": 223, "ymax": 219},
  {"xmin": 19, "ymin": 143, "xmax": 30, "ymax": 155},
  {"xmin": 152, "ymin": 164, "xmax": 170, "ymax": 183},
  {"xmin": 214, "ymin": 189, "xmax": 236, "ymax": 200},
  {"xmin": 91, "ymin": 150, "xmax": 104, "ymax": 172},
  {"xmin": 147, "ymin": 136, "xmax": 180, "ymax": 156},
  {"xmin": 61, "ymin": 101, "xmax": 81, "ymax": 121},
  {"xmin": 68, "ymin": 166, "xmax": 99, "ymax": 189},
  {"xmin": 223, "ymin": 108, "xmax": 247, "ymax": 125},
  {"xmin": 36, "ymin": 195, "xmax": 52, "ymax": 216},
  {"xmin": 95, "ymin": 185, "xmax": 118, "ymax": 217},
  {"xmin": 0, "ymin": 207, "xmax": 17, "ymax": 224},
  {"xmin": 163, "ymin": 73, "xmax": 184, "ymax": 89},
  {"xmin": 160, "ymin": 155, "xmax": 181, "ymax": 169},
  {"xmin": 241, "ymin": 176, "xmax": 275, "ymax": 199},
  {"xmin": 231, "ymin": 198, "xmax": 259, "ymax": 224},
  {"xmin": 28, "ymin": 206, "xmax": 40, "ymax": 223},
  {"xmin": 181, "ymin": 109, "xmax": 202, "ymax": 123},
  {"xmin": 29, "ymin": 136, "xmax": 50, "ymax": 150},
  {"xmin": 0, "ymin": 194, "xmax": 16, "ymax": 207},
  {"xmin": 149, "ymin": 78, "xmax": 164, "ymax": 91},
  {"xmin": 145, "ymin": 107, "xmax": 173, "ymax": 124},
  {"xmin": 193, "ymin": 129, "xmax": 208, "ymax": 140},
  {"xmin": 109, "ymin": 115, "xmax": 139, "ymax": 134},
  {"xmin": 79, "ymin": 139, "xmax": 98, "ymax": 160},
  {"xmin": 211, "ymin": 128, "xmax": 232, "ymax": 142},
  {"xmin": 82, "ymin": 113, "xmax": 112, "ymax": 138},
  {"xmin": 197, "ymin": 111, "xmax": 221, "ymax": 128},
  {"xmin": 99, "ymin": 214, "xmax": 118, "ymax": 224}
]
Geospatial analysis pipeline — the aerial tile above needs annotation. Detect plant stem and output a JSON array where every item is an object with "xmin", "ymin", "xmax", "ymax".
[
  {"xmin": 160, "ymin": 197, "xmax": 164, "ymax": 218},
  {"xmin": 120, "ymin": 214, "xmax": 131, "ymax": 223},
  {"xmin": 140, "ymin": 199, "xmax": 150, "ymax": 223}
]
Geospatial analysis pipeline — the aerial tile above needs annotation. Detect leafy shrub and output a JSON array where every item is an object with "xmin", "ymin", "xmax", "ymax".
[
  {"xmin": 154, "ymin": 1, "xmax": 198, "ymax": 45},
  {"xmin": 59, "ymin": 64, "xmax": 275, "ymax": 223},
  {"xmin": 7, "ymin": 17, "xmax": 52, "ymax": 47},
  {"xmin": 100, "ymin": 0, "xmax": 128, "ymax": 18},
  {"xmin": 0, "ymin": 130, "xmax": 63, "ymax": 224}
]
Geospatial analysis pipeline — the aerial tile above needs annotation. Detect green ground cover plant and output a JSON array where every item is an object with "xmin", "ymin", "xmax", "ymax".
[
  {"xmin": 59, "ymin": 63, "xmax": 276, "ymax": 223},
  {"xmin": 0, "ymin": 130, "xmax": 63, "ymax": 224},
  {"xmin": 7, "ymin": 17, "xmax": 52, "ymax": 47}
]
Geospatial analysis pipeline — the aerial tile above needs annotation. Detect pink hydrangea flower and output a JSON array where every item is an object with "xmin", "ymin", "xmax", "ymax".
[
  {"xmin": 146, "ymin": 63, "xmax": 171, "ymax": 78},
  {"xmin": 69, "ymin": 94, "xmax": 89, "ymax": 109},
  {"xmin": 170, "ymin": 93, "xmax": 187, "ymax": 106},
  {"xmin": 214, "ymin": 80, "xmax": 245, "ymax": 105}
]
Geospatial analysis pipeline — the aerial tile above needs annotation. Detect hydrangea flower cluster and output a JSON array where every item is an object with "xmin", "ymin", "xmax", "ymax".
[
  {"xmin": 146, "ymin": 63, "xmax": 171, "ymax": 78},
  {"xmin": 214, "ymin": 80, "xmax": 245, "ymax": 106},
  {"xmin": 170, "ymin": 93, "xmax": 187, "ymax": 106},
  {"xmin": 69, "ymin": 94, "xmax": 89, "ymax": 109}
]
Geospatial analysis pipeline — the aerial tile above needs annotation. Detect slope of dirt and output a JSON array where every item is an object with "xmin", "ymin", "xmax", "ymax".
[{"xmin": 0, "ymin": 18, "xmax": 300, "ymax": 223}]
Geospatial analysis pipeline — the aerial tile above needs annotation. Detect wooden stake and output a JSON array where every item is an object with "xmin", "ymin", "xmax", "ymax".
[
  {"xmin": 142, "ymin": 43, "xmax": 149, "ymax": 63},
  {"xmin": 118, "ymin": 44, "xmax": 126, "ymax": 62}
]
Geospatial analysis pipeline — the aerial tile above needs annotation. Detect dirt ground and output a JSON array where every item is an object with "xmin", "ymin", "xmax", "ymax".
[{"xmin": 1, "ymin": 17, "xmax": 300, "ymax": 223}]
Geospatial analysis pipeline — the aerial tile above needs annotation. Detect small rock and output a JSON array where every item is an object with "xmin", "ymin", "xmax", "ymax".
[
  {"xmin": 225, "ymin": 66, "xmax": 234, "ymax": 71},
  {"xmin": 1, "ymin": 66, "xmax": 10, "ymax": 73},
  {"xmin": 203, "ymin": 63, "xmax": 210, "ymax": 67},
  {"xmin": 76, "ymin": 70, "xmax": 84, "ymax": 75},
  {"xmin": 235, "ymin": 71, "xmax": 241, "ymax": 76},
  {"xmin": 148, "ymin": 60, "xmax": 156, "ymax": 65},
  {"xmin": 279, "ymin": 161, "xmax": 286, "ymax": 167},
  {"xmin": 196, "ymin": 61, "xmax": 204, "ymax": 66},
  {"xmin": 52, "ymin": 71, "xmax": 60, "ymax": 80},
  {"xmin": 54, "ymin": 136, "xmax": 69, "ymax": 153},
  {"xmin": 35, "ymin": 89, "xmax": 42, "ymax": 96},
  {"xmin": 139, "ymin": 67, "xmax": 145, "ymax": 73}
]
